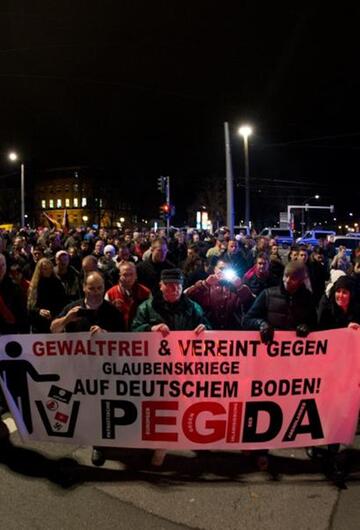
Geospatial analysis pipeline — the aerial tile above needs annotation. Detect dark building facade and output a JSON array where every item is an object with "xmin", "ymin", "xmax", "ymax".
[{"xmin": 33, "ymin": 167, "xmax": 132, "ymax": 229}]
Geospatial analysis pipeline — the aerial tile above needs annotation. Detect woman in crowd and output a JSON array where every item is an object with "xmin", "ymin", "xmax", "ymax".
[
  {"xmin": 27, "ymin": 258, "xmax": 67, "ymax": 333},
  {"xmin": 313, "ymin": 274, "xmax": 360, "ymax": 469},
  {"xmin": 318, "ymin": 275, "xmax": 360, "ymax": 330},
  {"xmin": 181, "ymin": 245, "xmax": 208, "ymax": 288}
]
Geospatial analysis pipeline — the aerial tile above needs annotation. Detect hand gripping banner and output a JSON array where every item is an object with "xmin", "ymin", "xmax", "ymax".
[{"xmin": 0, "ymin": 329, "xmax": 359, "ymax": 450}]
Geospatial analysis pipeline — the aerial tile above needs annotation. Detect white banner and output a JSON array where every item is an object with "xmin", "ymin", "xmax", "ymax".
[{"xmin": 0, "ymin": 329, "xmax": 359, "ymax": 450}]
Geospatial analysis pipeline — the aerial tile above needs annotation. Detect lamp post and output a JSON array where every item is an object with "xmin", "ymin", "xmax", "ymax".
[
  {"xmin": 301, "ymin": 194, "xmax": 319, "ymax": 235},
  {"xmin": 238, "ymin": 125, "xmax": 253, "ymax": 226},
  {"xmin": 224, "ymin": 122, "xmax": 234, "ymax": 236},
  {"xmin": 8, "ymin": 152, "xmax": 25, "ymax": 227}
]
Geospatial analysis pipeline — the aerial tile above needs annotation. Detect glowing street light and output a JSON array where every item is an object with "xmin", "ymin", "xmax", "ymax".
[
  {"xmin": 238, "ymin": 125, "xmax": 253, "ymax": 138},
  {"xmin": 8, "ymin": 151, "xmax": 25, "ymax": 227},
  {"xmin": 238, "ymin": 125, "xmax": 253, "ymax": 226}
]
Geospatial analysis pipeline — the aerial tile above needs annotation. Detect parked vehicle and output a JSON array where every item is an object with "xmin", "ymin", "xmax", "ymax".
[
  {"xmin": 332, "ymin": 236, "xmax": 360, "ymax": 257},
  {"xmin": 259, "ymin": 227, "xmax": 294, "ymax": 247},
  {"xmin": 234, "ymin": 225, "xmax": 251, "ymax": 237},
  {"xmin": 296, "ymin": 229, "xmax": 336, "ymax": 246},
  {"xmin": 346, "ymin": 233, "xmax": 360, "ymax": 238}
]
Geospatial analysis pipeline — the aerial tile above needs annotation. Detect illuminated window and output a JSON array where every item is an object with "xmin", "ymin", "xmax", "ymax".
[
  {"xmin": 99, "ymin": 199, "xmax": 103, "ymax": 207},
  {"xmin": 57, "ymin": 199, "xmax": 62, "ymax": 208},
  {"xmin": 65, "ymin": 198, "xmax": 70, "ymax": 207},
  {"xmin": 73, "ymin": 198, "xmax": 79, "ymax": 207},
  {"xmin": 81, "ymin": 197, "xmax": 87, "ymax": 207},
  {"xmin": 41, "ymin": 200, "xmax": 46, "ymax": 208},
  {"xmin": 49, "ymin": 199, "xmax": 54, "ymax": 208}
]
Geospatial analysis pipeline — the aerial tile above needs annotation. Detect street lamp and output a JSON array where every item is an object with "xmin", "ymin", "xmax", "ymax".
[
  {"xmin": 8, "ymin": 152, "xmax": 25, "ymax": 227},
  {"xmin": 238, "ymin": 125, "xmax": 253, "ymax": 226},
  {"xmin": 301, "ymin": 194, "xmax": 320, "ymax": 236}
]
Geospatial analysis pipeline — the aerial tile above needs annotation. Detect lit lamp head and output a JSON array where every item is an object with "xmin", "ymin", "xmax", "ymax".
[
  {"xmin": 8, "ymin": 152, "xmax": 18, "ymax": 162},
  {"xmin": 238, "ymin": 125, "xmax": 253, "ymax": 138}
]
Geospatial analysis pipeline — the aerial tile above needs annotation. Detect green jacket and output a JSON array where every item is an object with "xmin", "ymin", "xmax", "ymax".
[{"xmin": 131, "ymin": 293, "xmax": 211, "ymax": 332}]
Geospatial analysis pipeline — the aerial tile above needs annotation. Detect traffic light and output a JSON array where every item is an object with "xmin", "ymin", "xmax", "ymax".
[
  {"xmin": 157, "ymin": 176, "xmax": 166, "ymax": 193},
  {"xmin": 159, "ymin": 203, "xmax": 171, "ymax": 219}
]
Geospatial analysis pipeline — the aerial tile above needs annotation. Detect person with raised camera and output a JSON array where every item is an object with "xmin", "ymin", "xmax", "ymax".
[{"xmin": 185, "ymin": 257, "xmax": 253, "ymax": 330}]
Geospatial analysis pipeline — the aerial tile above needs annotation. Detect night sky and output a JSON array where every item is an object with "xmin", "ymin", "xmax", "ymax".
[{"xmin": 0, "ymin": 3, "xmax": 359, "ymax": 227}]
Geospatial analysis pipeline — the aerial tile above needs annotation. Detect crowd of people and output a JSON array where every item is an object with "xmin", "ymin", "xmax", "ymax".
[{"xmin": 0, "ymin": 224, "xmax": 359, "ymax": 468}]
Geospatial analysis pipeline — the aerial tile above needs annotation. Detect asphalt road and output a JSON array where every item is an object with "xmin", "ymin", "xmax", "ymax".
[{"xmin": 0, "ymin": 417, "xmax": 359, "ymax": 530}]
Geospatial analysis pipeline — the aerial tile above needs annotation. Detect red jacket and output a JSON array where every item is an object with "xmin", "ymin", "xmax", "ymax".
[
  {"xmin": 185, "ymin": 278, "xmax": 254, "ymax": 330},
  {"xmin": 105, "ymin": 282, "xmax": 150, "ymax": 330}
]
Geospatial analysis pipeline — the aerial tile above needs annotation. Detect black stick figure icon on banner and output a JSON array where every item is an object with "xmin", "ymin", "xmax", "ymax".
[
  {"xmin": 0, "ymin": 341, "xmax": 80, "ymax": 437},
  {"xmin": 0, "ymin": 341, "xmax": 60, "ymax": 434}
]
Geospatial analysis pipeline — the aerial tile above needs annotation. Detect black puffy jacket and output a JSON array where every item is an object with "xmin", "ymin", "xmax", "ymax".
[{"xmin": 243, "ymin": 283, "xmax": 317, "ymax": 331}]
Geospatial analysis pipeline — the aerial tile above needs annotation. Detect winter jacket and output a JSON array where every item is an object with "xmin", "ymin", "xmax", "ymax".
[
  {"xmin": 243, "ymin": 268, "xmax": 278, "ymax": 297},
  {"xmin": 0, "ymin": 276, "xmax": 29, "ymax": 334},
  {"xmin": 243, "ymin": 283, "xmax": 317, "ymax": 331},
  {"xmin": 105, "ymin": 282, "xmax": 151, "ymax": 330},
  {"xmin": 318, "ymin": 295, "xmax": 360, "ymax": 330},
  {"xmin": 307, "ymin": 259, "xmax": 329, "ymax": 306},
  {"xmin": 185, "ymin": 278, "xmax": 254, "ymax": 330},
  {"xmin": 28, "ymin": 276, "xmax": 67, "ymax": 333},
  {"xmin": 131, "ymin": 293, "xmax": 211, "ymax": 332}
]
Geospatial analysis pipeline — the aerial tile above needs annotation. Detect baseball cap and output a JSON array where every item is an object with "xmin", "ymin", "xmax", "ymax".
[{"xmin": 160, "ymin": 268, "xmax": 184, "ymax": 284}]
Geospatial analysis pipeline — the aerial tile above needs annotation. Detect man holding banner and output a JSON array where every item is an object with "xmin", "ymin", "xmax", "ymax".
[
  {"xmin": 50, "ymin": 270, "xmax": 125, "ymax": 466},
  {"xmin": 243, "ymin": 261, "xmax": 317, "ymax": 342},
  {"xmin": 132, "ymin": 268, "xmax": 211, "ymax": 336},
  {"xmin": 243, "ymin": 261, "xmax": 317, "ymax": 469},
  {"xmin": 51, "ymin": 271, "xmax": 124, "ymax": 335},
  {"xmin": 132, "ymin": 268, "xmax": 211, "ymax": 466}
]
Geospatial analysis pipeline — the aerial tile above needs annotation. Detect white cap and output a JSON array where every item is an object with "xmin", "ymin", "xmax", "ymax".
[{"xmin": 104, "ymin": 244, "xmax": 115, "ymax": 257}]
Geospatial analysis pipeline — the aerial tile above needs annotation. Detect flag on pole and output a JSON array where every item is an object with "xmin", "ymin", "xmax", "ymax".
[{"xmin": 42, "ymin": 211, "xmax": 61, "ymax": 230}]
